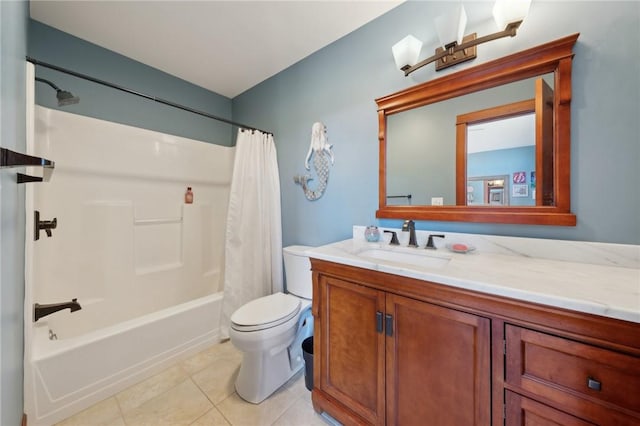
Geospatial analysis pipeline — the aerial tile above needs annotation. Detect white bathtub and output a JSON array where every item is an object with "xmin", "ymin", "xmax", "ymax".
[
  {"xmin": 25, "ymin": 292, "xmax": 222, "ymax": 426},
  {"xmin": 24, "ymin": 101, "xmax": 234, "ymax": 425}
]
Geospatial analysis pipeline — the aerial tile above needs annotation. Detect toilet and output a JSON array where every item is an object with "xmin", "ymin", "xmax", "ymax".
[{"xmin": 229, "ymin": 245, "xmax": 314, "ymax": 404}]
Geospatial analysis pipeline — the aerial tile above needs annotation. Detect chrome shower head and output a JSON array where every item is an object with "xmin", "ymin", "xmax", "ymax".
[{"xmin": 35, "ymin": 77, "xmax": 79, "ymax": 107}]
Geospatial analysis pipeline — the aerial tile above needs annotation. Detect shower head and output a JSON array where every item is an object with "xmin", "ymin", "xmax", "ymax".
[
  {"xmin": 35, "ymin": 77, "xmax": 80, "ymax": 107},
  {"xmin": 56, "ymin": 90, "xmax": 80, "ymax": 106}
]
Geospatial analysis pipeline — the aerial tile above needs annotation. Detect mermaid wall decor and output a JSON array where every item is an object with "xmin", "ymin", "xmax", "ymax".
[{"xmin": 294, "ymin": 122, "xmax": 334, "ymax": 201}]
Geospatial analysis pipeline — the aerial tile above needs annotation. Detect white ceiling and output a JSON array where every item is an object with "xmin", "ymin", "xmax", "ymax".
[
  {"xmin": 30, "ymin": 0, "xmax": 404, "ymax": 98},
  {"xmin": 467, "ymin": 113, "xmax": 535, "ymax": 154}
]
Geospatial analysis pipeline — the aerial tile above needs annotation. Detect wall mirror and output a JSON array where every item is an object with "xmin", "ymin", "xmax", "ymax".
[{"xmin": 376, "ymin": 34, "xmax": 579, "ymax": 225}]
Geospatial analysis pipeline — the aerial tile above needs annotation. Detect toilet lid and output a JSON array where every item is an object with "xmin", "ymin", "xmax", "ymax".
[{"xmin": 231, "ymin": 292, "xmax": 301, "ymax": 332}]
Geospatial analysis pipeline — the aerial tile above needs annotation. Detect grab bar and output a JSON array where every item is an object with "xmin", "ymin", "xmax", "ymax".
[{"xmin": 1, "ymin": 147, "xmax": 55, "ymax": 183}]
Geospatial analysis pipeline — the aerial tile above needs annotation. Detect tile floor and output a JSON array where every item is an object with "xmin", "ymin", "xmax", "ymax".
[{"xmin": 55, "ymin": 341, "xmax": 332, "ymax": 426}]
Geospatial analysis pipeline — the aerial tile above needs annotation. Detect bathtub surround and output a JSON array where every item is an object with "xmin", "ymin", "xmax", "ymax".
[
  {"xmin": 24, "ymin": 106, "xmax": 233, "ymax": 425},
  {"xmin": 221, "ymin": 129, "xmax": 283, "ymax": 339}
]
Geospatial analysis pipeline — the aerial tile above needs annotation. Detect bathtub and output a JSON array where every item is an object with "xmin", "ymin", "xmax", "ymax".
[
  {"xmin": 24, "ymin": 101, "xmax": 234, "ymax": 425},
  {"xmin": 25, "ymin": 292, "xmax": 222, "ymax": 425}
]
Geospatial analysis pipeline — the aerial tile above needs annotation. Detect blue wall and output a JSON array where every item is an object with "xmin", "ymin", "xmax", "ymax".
[
  {"xmin": 233, "ymin": 1, "xmax": 640, "ymax": 246},
  {"xmin": 1, "ymin": 1, "xmax": 28, "ymax": 423},
  {"xmin": 29, "ymin": 20, "xmax": 235, "ymax": 146}
]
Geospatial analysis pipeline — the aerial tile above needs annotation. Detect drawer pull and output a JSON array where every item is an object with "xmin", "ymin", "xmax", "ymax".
[
  {"xmin": 376, "ymin": 311, "xmax": 383, "ymax": 333},
  {"xmin": 587, "ymin": 377, "xmax": 601, "ymax": 391}
]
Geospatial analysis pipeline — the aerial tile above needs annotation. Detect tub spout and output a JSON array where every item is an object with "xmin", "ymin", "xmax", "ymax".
[{"xmin": 33, "ymin": 298, "xmax": 81, "ymax": 322}]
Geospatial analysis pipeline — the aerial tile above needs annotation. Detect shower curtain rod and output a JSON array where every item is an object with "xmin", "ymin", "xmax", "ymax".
[{"xmin": 26, "ymin": 56, "xmax": 273, "ymax": 136}]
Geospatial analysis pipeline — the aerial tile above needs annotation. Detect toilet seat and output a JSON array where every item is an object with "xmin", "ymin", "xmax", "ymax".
[{"xmin": 231, "ymin": 292, "xmax": 301, "ymax": 332}]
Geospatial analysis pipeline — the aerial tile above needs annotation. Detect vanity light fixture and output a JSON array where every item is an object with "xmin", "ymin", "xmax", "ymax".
[{"xmin": 392, "ymin": 0, "xmax": 531, "ymax": 76}]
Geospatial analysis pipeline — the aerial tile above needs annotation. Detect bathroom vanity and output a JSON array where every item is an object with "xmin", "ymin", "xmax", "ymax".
[{"xmin": 307, "ymin": 229, "xmax": 640, "ymax": 426}]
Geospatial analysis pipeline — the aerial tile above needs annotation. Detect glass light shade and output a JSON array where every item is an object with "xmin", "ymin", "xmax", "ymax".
[
  {"xmin": 434, "ymin": 4, "xmax": 467, "ymax": 47},
  {"xmin": 392, "ymin": 35, "xmax": 423, "ymax": 70},
  {"xmin": 493, "ymin": 0, "xmax": 531, "ymax": 30}
]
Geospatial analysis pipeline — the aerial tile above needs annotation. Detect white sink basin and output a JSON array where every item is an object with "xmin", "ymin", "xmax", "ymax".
[{"xmin": 356, "ymin": 248, "xmax": 451, "ymax": 270}]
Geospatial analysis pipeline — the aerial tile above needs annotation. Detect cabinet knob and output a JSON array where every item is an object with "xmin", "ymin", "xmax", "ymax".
[{"xmin": 587, "ymin": 377, "xmax": 601, "ymax": 391}]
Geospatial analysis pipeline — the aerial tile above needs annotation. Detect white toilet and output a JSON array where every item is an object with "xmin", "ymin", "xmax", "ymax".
[{"xmin": 229, "ymin": 245, "xmax": 314, "ymax": 404}]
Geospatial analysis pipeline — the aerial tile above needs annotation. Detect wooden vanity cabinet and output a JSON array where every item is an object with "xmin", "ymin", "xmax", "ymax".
[
  {"xmin": 310, "ymin": 258, "xmax": 640, "ymax": 426},
  {"xmin": 505, "ymin": 391, "xmax": 597, "ymax": 426},
  {"xmin": 311, "ymin": 260, "xmax": 491, "ymax": 426},
  {"xmin": 505, "ymin": 325, "xmax": 640, "ymax": 425},
  {"xmin": 385, "ymin": 293, "xmax": 491, "ymax": 426},
  {"xmin": 315, "ymin": 275, "xmax": 385, "ymax": 424}
]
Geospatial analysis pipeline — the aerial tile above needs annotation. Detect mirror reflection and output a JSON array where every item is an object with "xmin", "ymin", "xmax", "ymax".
[
  {"xmin": 386, "ymin": 73, "xmax": 552, "ymax": 207},
  {"xmin": 465, "ymin": 110, "xmax": 535, "ymax": 207}
]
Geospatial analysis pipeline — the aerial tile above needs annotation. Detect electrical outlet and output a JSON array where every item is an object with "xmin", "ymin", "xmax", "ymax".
[{"xmin": 431, "ymin": 197, "xmax": 444, "ymax": 206}]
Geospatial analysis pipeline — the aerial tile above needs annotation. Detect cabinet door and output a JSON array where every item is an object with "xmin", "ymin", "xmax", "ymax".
[
  {"xmin": 505, "ymin": 391, "xmax": 596, "ymax": 426},
  {"xmin": 318, "ymin": 275, "xmax": 386, "ymax": 425},
  {"xmin": 385, "ymin": 294, "xmax": 491, "ymax": 426}
]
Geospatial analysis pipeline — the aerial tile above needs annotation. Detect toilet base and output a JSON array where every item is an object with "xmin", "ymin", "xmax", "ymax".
[
  {"xmin": 235, "ymin": 347, "xmax": 303, "ymax": 404},
  {"xmin": 234, "ymin": 309, "xmax": 313, "ymax": 404}
]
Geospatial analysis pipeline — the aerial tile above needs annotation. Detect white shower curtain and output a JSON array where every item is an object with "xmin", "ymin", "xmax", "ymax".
[{"xmin": 220, "ymin": 129, "xmax": 283, "ymax": 338}]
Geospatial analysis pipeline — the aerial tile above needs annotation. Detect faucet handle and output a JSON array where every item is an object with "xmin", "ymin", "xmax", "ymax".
[
  {"xmin": 426, "ymin": 234, "xmax": 445, "ymax": 249},
  {"xmin": 384, "ymin": 230, "xmax": 400, "ymax": 245}
]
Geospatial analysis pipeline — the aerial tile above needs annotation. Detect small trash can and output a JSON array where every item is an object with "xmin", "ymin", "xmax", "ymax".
[{"xmin": 302, "ymin": 336, "xmax": 314, "ymax": 391}]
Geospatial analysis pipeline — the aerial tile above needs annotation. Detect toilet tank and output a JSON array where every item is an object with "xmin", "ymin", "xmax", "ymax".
[{"xmin": 283, "ymin": 245, "xmax": 313, "ymax": 299}]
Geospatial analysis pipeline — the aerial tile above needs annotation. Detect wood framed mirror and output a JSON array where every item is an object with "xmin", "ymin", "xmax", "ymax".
[{"xmin": 376, "ymin": 34, "xmax": 578, "ymax": 226}]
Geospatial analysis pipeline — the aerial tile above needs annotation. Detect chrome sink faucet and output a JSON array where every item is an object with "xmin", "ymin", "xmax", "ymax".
[{"xmin": 402, "ymin": 220, "xmax": 418, "ymax": 248}]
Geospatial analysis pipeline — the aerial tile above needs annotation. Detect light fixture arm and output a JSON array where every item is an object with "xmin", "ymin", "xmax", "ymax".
[{"xmin": 402, "ymin": 20, "xmax": 523, "ymax": 76}]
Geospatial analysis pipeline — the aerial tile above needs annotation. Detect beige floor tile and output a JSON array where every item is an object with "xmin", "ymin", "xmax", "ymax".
[
  {"xmin": 282, "ymin": 370, "xmax": 307, "ymax": 397},
  {"xmin": 215, "ymin": 386, "xmax": 297, "ymax": 426},
  {"xmin": 55, "ymin": 397, "xmax": 121, "ymax": 426},
  {"xmin": 116, "ymin": 364, "xmax": 189, "ymax": 413},
  {"xmin": 105, "ymin": 416, "xmax": 126, "ymax": 426},
  {"xmin": 271, "ymin": 398, "xmax": 328, "ymax": 426},
  {"xmin": 190, "ymin": 407, "xmax": 231, "ymax": 426},
  {"xmin": 299, "ymin": 387, "xmax": 313, "ymax": 406},
  {"xmin": 182, "ymin": 341, "xmax": 243, "ymax": 375},
  {"xmin": 191, "ymin": 355, "xmax": 241, "ymax": 404},
  {"xmin": 123, "ymin": 379, "xmax": 212, "ymax": 426}
]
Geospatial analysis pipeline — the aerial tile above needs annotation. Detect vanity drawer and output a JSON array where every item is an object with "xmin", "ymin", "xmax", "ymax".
[{"xmin": 505, "ymin": 324, "xmax": 640, "ymax": 416}]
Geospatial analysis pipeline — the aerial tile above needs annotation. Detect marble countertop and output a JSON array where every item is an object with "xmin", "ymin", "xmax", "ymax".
[{"xmin": 306, "ymin": 227, "xmax": 640, "ymax": 324}]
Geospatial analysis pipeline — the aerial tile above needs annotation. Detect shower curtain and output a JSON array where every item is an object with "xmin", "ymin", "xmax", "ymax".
[{"xmin": 220, "ymin": 129, "xmax": 283, "ymax": 338}]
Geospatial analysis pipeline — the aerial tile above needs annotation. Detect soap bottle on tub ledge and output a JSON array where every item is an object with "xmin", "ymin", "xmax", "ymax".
[{"xmin": 185, "ymin": 187, "xmax": 194, "ymax": 204}]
